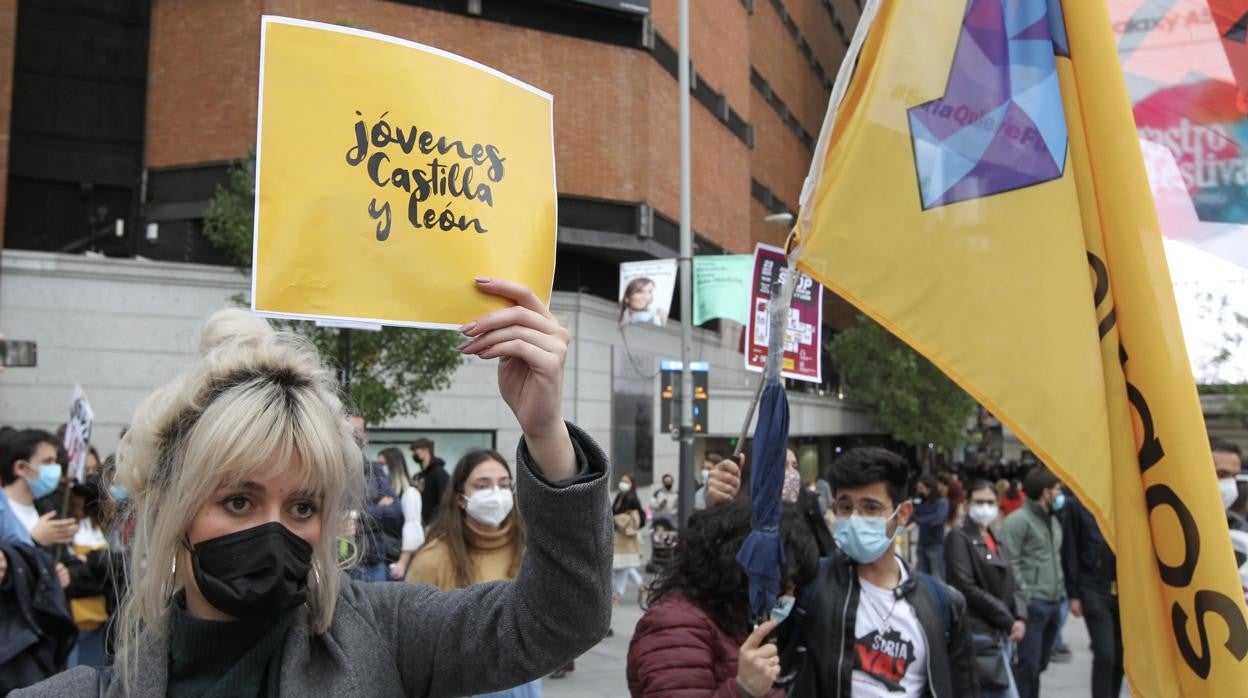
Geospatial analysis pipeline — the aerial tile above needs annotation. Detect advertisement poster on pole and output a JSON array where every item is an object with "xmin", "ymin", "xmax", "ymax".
[
  {"xmin": 64, "ymin": 385, "xmax": 94, "ymax": 484},
  {"xmin": 745, "ymin": 243, "xmax": 822, "ymax": 383},
  {"xmin": 252, "ymin": 16, "xmax": 557, "ymax": 329},
  {"xmin": 618, "ymin": 259, "xmax": 677, "ymax": 328}
]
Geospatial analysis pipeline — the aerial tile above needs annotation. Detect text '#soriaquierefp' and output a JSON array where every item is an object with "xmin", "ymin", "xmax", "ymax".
[{"xmin": 345, "ymin": 111, "xmax": 507, "ymax": 241}]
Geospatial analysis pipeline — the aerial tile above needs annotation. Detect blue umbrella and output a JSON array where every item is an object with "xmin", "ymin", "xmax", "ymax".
[
  {"xmin": 735, "ymin": 379, "xmax": 790, "ymax": 621},
  {"xmin": 733, "ymin": 260, "xmax": 798, "ymax": 622}
]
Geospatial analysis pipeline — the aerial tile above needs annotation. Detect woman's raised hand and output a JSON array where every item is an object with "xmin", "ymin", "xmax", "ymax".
[
  {"xmin": 737, "ymin": 619, "xmax": 781, "ymax": 697},
  {"xmin": 458, "ymin": 278, "xmax": 576, "ymax": 480}
]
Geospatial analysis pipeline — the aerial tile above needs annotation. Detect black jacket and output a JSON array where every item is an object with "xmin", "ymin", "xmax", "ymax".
[
  {"xmin": 786, "ymin": 550, "xmax": 979, "ymax": 698},
  {"xmin": 944, "ymin": 519, "xmax": 1027, "ymax": 637},
  {"xmin": 0, "ymin": 542, "xmax": 76, "ymax": 694},
  {"xmin": 419, "ymin": 457, "xmax": 449, "ymax": 527},
  {"xmin": 1060, "ymin": 495, "xmax": 1115, "ymax": 601}
]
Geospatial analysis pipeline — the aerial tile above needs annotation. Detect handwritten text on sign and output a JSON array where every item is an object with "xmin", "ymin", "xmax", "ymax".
[{"xmin": 346, "ymin": 113, "xmax": 507, "ymax": 240}]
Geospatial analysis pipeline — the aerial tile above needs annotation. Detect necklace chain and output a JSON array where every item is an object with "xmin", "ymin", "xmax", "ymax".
[{"xmin": 860, "ymin": 580, "xmax": 900, "ymax": 633}]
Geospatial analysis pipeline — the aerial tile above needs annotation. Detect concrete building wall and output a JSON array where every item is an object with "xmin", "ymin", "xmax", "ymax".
[{"xmin": 1, "ymin": 250, "xmax": 875, "ymax": 469}]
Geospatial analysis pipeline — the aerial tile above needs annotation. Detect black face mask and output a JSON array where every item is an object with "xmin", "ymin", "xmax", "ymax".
[{"xmin": 188, "ymin": 521, "xmax": 314, "ymax": 621}]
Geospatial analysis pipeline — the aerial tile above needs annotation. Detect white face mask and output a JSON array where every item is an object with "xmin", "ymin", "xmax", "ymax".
[
  {"xmin": 701, "ymin": 468, "xmax": 711, "ymax": 483},
  {"xmin": 968, "ymin": 503, "xmax": 999, "ymax": 527},
  {"xmin": 1220, "ymin": 478, "xmax": 1239, "ymax": 511},
  {"xmin": 618, "ymin": 482, "xmax": 632, "ymax": 493},
  {"xmin": 464, "ymin": 488, "xmax": 514, "ymax": 528}
]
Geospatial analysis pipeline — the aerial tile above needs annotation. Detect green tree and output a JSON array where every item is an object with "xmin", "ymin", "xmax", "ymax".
[
  {"xmin": 202, "ymin": 151, "xmax": 463, "ymax": 424},
  {"xmin": 829, "ymin": 315, "xmax": 977, "ymax": 450}
]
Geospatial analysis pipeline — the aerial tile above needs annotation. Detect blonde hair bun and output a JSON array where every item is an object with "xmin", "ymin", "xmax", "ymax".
[{"xmin": 197, "ymin": 308, "xmax": 275, "ymax": 356}]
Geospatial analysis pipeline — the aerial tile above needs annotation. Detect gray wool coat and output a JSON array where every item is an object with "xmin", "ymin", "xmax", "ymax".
[{"xmin": 16, "ymin": 425, "xmax": 614, "ymax": 697}]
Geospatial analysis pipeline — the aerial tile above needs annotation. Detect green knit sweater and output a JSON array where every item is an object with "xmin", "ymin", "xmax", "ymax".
[{"xmin": 167, "ymin": 600, "xmax": 296, "ymax": 698}]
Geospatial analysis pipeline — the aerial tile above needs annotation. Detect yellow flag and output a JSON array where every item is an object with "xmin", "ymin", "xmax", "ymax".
[
  {"xmin": 795, "ymin": 0, "xmax": 1248, "ymax": 694},
  {"xmin": 253, "ymin": 17, "xmax": 556, "ymax": 328}
]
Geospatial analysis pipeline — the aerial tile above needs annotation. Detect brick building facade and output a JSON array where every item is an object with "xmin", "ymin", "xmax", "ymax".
[{"xmin": 1, "ymin": 0, "xmax": 862, "ymax": 304}]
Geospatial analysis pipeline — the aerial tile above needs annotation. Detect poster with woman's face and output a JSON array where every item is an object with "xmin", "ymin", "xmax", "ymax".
[{"xmin": 618, "ymin": 259, "xmax": 677, "ymax": 327}]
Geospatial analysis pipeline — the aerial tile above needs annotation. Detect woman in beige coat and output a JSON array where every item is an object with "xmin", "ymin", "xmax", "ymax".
[{"xmin": 611, "ymin": 473, "xmax": 646, "ymax": 603}]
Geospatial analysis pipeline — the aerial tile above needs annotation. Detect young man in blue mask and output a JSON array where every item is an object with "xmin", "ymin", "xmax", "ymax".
[
  {"xmin": 1001, "ymin": 465, "xmax": 1066, "ymax": 698},
  {"xmin": 0, "ymin": 429, "xmax": 77, "ymax": 550},
  {"xmin": 711, "ymin": 446, "xmax": 977, "ymax": 696}
]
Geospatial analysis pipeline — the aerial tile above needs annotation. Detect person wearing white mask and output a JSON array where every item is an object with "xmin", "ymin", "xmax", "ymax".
[
  {"xmin": 945, "ymin": 480, "xmax": 1027, "ymax": 698},
  {"xmin": 611, "ymin": 473, "xmax": 646, "ymax": 604},
  {"xmin": 405, "ymin": 447, "xmax": 534, "ymax": 697},
  {"xmin": 1212, "ymin": 438, "xmax": 1246, "ymax": 532}
]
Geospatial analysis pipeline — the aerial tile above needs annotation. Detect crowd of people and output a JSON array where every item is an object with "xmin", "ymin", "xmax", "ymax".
[{"xmin": 3, "ymin": 287, "xmax": 1247, "ymax": 697}]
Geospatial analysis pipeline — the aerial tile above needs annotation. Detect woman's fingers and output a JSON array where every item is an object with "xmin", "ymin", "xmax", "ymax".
[
  {"xmin": 742, "ymin": 619, "xmax": 779, "ymax": 650},
  {"xmin": 461, "ymin": 305, "xmax": 569, "ymax": 344},
  {"xmin": 476, "ymin": 338, "xmax": 556, "ymax": 370},
  {"xmin": 470, "ymin": 277, "xmax": 553, "ymax": 321},
  {"xmin": 459, "ymin": 324, "xmax": 565, "ymax": 357}
]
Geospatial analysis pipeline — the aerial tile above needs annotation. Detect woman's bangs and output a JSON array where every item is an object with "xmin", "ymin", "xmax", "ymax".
[{"xmin": 185, "ymin": 380, "xmax": 300, "ymax": 492}]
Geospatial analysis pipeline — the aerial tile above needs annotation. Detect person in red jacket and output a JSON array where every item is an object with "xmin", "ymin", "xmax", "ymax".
[{"xmin": 627, "ymin": 500, "xmax": 819, "ymax": 698}]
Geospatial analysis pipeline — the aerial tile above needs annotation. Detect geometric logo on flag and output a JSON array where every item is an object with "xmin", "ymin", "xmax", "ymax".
[{"xmin": 908, "ymin": 0, "xmax": 1070, "ymax": 210}]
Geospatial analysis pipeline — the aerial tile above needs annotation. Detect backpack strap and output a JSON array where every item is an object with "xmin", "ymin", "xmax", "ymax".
[{"xmin": 916, "ymin": 571, "xmax": 952, "ymax": 644}]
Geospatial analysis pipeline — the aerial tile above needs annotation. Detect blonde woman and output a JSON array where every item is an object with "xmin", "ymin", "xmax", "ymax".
[{"xmin": 16, "ymin": 279, "xmax": 613, "ymax": 697}]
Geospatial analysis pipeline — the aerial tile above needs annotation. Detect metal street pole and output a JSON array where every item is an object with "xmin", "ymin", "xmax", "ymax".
[{"xmin": 676, "ymin": 0, "xmax": 696, "ymax": 529}]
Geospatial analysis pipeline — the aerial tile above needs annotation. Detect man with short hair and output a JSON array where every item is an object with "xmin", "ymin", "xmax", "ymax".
[
  {"xmin": 793, "ymin": 448, "xmax": 976, "ymax": 696},
  {"xmin": 1212, "ymin": 437, "xmax": 1246, "ymax": 532},
  {"xmin": 708, "ymin": 447, "xmax": 978, "ymax": 696},
  {"xmin": 650, "ymin": 473, "xmax": 677, "ymax": 523},
  {"xmin": 1002, "ymin": 466, "xmax": 1066, "ymax": 698},
  {"xmin": 410, "ymin": 437, "xmax": 448, "ymax": 526},
  {"xmin": 0, "ymin": 429, "xmax": 76, "ymax": 549}
]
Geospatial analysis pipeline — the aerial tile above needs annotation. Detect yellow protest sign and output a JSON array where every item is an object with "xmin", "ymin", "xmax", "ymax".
[{"xmin": 253, "ymin": 16, "xmax": 556, "ymax": 328}]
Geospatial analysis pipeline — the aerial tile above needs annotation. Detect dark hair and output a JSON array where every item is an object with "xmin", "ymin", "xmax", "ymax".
[
  {"xmin": 613, "ymin": 473, "xmax": 643, "ymax": 515},
  {"xmin": 423, "ymin": 448, "xmax": 524, "ymax": 588},
  {"xmin": 967, "ymin": 479, "xmax": 998, "ymax": 500},
  {"xmin": 825, "ymin": 447, "xmax": 910, "ymax": 507},
  {"xmin": 410, "ymin": 437, "xmax": 435, "ymax": 453},
  {"xmin": 704, "ymin": 452, "xmax": 724, "ymax": 465},
  {"xmin": 917, "ymin": 474, "xmax": 939, "ymax": 497},
  {"xmin": 0, "ymin": 428, "xmax": 59, "ymax": 486},
  {"xmin": 377, "ymin": 447, "xmax": 411, "ymax": 493},
  {"xmin": 646, "ymin": 499, "xmax": 819, "ymax": 636},
  {"xmin": 1211, "ymin": 438, "xmax": 1243, "ymax": 460},
  {"xmin": 1022, "ymin": 466, "xmax": 1059, "ymax": 500}
]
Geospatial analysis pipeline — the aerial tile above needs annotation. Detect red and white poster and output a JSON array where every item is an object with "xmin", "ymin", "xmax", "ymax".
[{"xmin": 745, "ymin": 243, "xmax": 822, "ymax": 383}]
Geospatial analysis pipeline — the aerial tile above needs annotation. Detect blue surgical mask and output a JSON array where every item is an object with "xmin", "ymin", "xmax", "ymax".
[
  {"xmin": 27, "ymin": 463, "xmax": 61, "ymax": 499},
  {"xmin": 1052, "ymin": 493, "xmax": 1066, "ymax": 512},
  {"xmin": 834, "ymin": 508, "xmax": 899, "ymax": 564},
  {"xmin": 109, "ymin": 484, "xmax": 130, "ymax": 503},
  {"xmin": 770, "ymin": 595, "xmax": 796, "ymax": 623}
]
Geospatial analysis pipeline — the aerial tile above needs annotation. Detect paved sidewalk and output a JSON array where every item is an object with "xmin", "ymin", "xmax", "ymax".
[{"xmin": 544, "ymin": 596, "xmax": 1125, "ymax": 698}]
